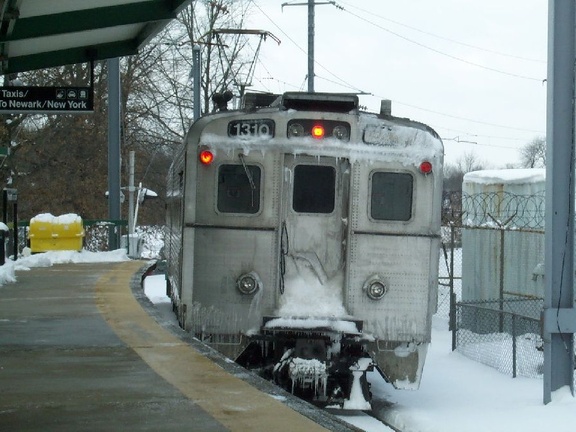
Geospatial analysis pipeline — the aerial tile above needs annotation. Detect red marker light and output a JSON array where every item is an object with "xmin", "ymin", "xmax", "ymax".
[
  {"xmin": 311, "ymin": 125, "xmax": 325, "ymax": 139},
  {"xmin": 419, "ymin": 161, "xmax": 433, "ymax": 174},
  {"xmin": 199, "ymin": 150, "xmax": 214, "ymax": 165}
]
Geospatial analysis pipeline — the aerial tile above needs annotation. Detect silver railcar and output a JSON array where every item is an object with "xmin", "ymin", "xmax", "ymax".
[{"xmin": 165, "ymin": 92, "xmax": 444, "ymax": 408}]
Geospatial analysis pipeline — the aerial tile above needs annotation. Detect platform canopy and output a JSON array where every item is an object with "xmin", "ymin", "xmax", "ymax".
[{"xmin": 0, "ymin": 0, "xmax": 192, "ymax": 75}]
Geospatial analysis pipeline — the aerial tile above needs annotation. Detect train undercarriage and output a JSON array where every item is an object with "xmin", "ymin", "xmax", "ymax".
[{"xmin": 236, "ymin": 317, "xmax": 378, "ymax": 409}]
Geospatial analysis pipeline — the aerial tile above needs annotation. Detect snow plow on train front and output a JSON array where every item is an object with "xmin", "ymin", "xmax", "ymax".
[{"xmin": 238, "ymin": 317, "xmax": 375, "ymax": 409}]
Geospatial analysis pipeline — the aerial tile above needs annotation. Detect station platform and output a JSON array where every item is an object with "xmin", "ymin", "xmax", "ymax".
[{"xmin": 0, "ymin": 260, "xmax": 360, "ymax": 432}]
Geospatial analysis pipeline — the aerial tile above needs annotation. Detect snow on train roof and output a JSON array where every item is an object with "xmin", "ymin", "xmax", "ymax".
[
  {"xmin": 463, "ymin": 168, "xmax": 545, "ymax": 185},
  {"xmin": 198, "ymin": 111, "xmax": 443, "ymax": 167}
]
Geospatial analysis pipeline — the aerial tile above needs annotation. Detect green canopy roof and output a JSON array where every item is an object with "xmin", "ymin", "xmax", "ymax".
[{"xmin": 0, "ymin": 0, "xmax": 191, "ymax": 74}]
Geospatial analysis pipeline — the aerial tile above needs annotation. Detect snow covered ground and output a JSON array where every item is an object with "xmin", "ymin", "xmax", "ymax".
[
  {"xmin": 0, "ymin": 248, "xmax": 130, "ymax": 286},
  {"xmin": 141, "ymin": 273, "xmax": 575, "ymax": 432},
  {"xmin": 1, "ymin": 251, "xmax": 575, "ymax": 431}
]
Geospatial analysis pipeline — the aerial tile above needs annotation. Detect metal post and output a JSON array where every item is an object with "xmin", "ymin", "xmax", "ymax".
[
  {"xmin": 107, "ymin": 58, "xmax": 121, "ymax": 250},
  {"xmin": 451, "ymin": 299, "xmax": 457, "ymax": 351},
  {"xmin": 2, "ymin": 188, "xmax": 17, "ymax": 261},
  {"xmin": 133, "ymin": 182, "xmax": 143, "ymax": 229},
  {"xmin": 449, "ymin": 223, "xmax": 456, "ymax": 333},
  {"xmin": 12, "ymin": 198, "xmax": 17, "ymax": 260},
  {"xmin": 307, "ymin": 0, "xmax": 315, "ymax": 92},
  {"xmin": 512, "ymin": 314, "xmax": 517, "ymax": 378},
  {"xmin": 543, "ymin": 0, "xmax": 576, "ymax": 404},
  {"xmin": 499, "ymin": 228, "xmax": 505, "ymax": 333},
  {"xmin": 128, "ymin": 150, "xmax": 135, "ymax": 236},
  {"xmin": 193, "ymin": 45, "xmax": 201, "ymax": 121},
  {"xmin": 1, "ymin": 189, "xmax": 6, "ymax": 265}
]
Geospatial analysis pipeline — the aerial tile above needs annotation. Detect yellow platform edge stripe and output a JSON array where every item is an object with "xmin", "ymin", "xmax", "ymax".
[{"xmin": 95, "ymin": 260, "xmax": 330, "ymax": 432}]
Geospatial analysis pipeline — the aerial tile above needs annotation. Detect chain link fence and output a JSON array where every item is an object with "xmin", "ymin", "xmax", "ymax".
[
  {"xmin": 440, "ymin": 190, "xmax": 546, "ymax": 379},
  {"xmin": 441, "ymin": 190, "xmax": 576, "ymax": 385},
  {"xmin": 453, "ymin": 298, "xmax": 543, "ymax": 378}
]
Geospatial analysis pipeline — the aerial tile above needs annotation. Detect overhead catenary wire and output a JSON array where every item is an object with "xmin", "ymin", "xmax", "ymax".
[
  {"xmin": 388, "ymin": 97, "xmax": 545, "ymax": 134},
  {"xmin": 249, "ymin": 0, "xmax": 367, "ymax": 94},
  {"xmin": 337, "ymin": 0, "xmax": 546, "ymax": 64},
  {"xmin": 248, "ymin": 0, "xmax": 545, "ymax": 150},
  {"xmin": 335, "ymin": 3, "xmax": 544, "ymax": 82}
]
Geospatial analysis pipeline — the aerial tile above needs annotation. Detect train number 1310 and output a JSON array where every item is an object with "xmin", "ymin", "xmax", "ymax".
[{"xmin": 228, "ymin": 119, "xmax": 275, "ymax": 138}]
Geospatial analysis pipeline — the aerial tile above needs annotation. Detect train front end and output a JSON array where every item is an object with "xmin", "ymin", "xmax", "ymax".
[{"xmin": 169, "ymin": 92, "xmax": 443, "ymax": 408}]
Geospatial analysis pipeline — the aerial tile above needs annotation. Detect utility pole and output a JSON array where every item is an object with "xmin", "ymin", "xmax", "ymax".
[
  {"xmin": 307, "ymin": 0, "xmax": 314, "ymax": 92},
  {"xmin": 282, "ymin": 1, "xmax": 336, "ymax": 92},
  {"xmin": 192, "ymin": 45, "xmax": 201, "ymax": 121}
]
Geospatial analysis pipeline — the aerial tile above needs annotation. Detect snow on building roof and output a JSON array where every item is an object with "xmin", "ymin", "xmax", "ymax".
[{"xmin": 463, "ymin": 168, "xmax": 545, "ymax": 185}]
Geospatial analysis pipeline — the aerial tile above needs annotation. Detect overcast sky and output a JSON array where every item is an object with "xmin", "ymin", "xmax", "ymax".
[{"xmin": 244, "ymin": 0, "xmax": 548, "ymax": 167}]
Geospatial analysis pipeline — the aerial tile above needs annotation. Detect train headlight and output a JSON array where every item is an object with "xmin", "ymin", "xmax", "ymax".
[
  {"xmin": 363, "ymin": 276, "xmax": 388, "ymax": 300},
  {"xmin": 332, "ymin": 125, "xmax": 349, "ymax": 141},
  {"xmin": 288, "ymin": 123, "xmax": 305, "ymax": 137},
  {"xmin": 236, "ymin": 272, "xmax": 260, "ymax": 295}
]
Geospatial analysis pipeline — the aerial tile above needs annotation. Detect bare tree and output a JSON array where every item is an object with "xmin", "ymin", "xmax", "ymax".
[
  {"xmin": 443, "ymin": 151, "xmax": 486, "ymax": 193},
  {"xmin": 519, "ymin": 136, "xmax": 546, "ymax": 168},
  {"xmin": 456, "ymin": 151, "xmax": 485, "ymax": 173},
  {"xmin": 151, "ymin": 1, "xmax": 265, "ymax": 115},
  {"xmin": 1, "ymin": 0, "xmax": 263, "ymax": 224},
  {"xmin": 117, "ymin": 0, "xmax": 260, "ymax": 156}
]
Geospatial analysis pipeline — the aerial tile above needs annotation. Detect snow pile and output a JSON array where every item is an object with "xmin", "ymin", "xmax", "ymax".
[
  {"xmin": 143, "ymin": 274, "xmax": 171, "ymax": 304},
  {"xmin": 277, "ymin": 256, "xmax": 349, "ymax": 318},
  {"xmin": 30, "ymin": 212, "xmax": 82, "ymax": 225},
  {"xmin": 0, "ymin": 249, "xmax": 130, "ymax": 288}
]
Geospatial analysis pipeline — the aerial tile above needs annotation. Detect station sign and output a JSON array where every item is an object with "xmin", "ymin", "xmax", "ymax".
[{"xmin": 0, "ymin": 86, "xmax": 93, "ymax": 113}]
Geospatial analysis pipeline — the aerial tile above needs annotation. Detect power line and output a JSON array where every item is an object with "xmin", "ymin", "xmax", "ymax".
[
  {"xmin": 337, "ymin": 0, "xmax": 545, "ymax": 64},
  {"xmin": 388, "ymin": 97, "xmax": 545, "ymax": 133},
  {"xmin": 436, "ymin": 126, "xmax": 542, "ymax": 143},
  {"xmin": 249, "ymin": 0, "xmax": 366, "ymax": 93},
  {"xmin": 249, "ymin": 1, "xmax": 544, "ymax": 141},
  {"xmin": 336, "ymin": 3, "xmax": 544, "ymax": 82}
]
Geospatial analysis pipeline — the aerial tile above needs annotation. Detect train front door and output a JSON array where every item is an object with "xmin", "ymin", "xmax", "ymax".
[{"xmin": 279, "ymin": 155, "xmax": 350, "ymax": 314}]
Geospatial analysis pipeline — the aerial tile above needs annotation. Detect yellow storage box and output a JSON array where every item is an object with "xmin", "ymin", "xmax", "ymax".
[{"xmin": 28, "ymin": 213, "xmax": 85, "ymax": 253}]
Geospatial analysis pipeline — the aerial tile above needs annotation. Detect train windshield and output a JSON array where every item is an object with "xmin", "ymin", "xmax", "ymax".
[
  {"xmin": 292, "ymin": 165, "xmax": 335, "ymax": 213},
  {"xmin": 217, "ymin": 164, "xmax": 261, "ymax": 214},
  {"xmin": 371, "ymin": 172, "xmax": 413, "ymax": 221}
]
